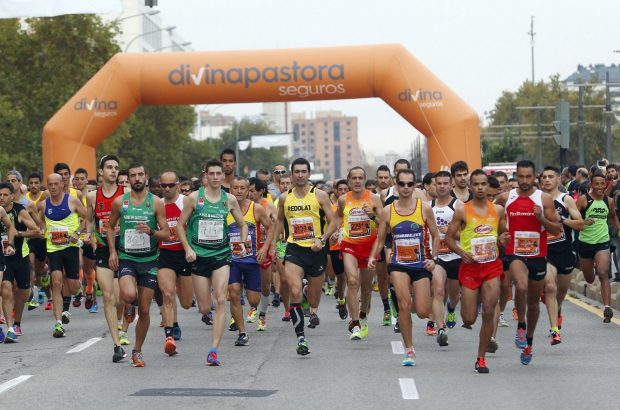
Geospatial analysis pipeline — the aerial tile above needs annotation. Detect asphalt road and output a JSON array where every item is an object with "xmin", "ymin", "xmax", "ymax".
[{"xmin": 0, "ymin": 289, "xmax": 618, "ymax": 410}]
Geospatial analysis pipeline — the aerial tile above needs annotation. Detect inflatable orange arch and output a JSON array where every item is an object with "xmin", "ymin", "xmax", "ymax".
[{"xmin": 42, "ymin": 44, "xmax": 480, "ymax": 176}]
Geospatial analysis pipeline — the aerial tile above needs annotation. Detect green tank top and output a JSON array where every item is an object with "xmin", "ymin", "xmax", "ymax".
[
  {"xmin": 118, "ymin": 192, "xmax": 159, "ymax": 262},
  {"xmin": 579, "ymin": 194, "xmax": 609, "ymax": 244},
  {"xmin": 186, "ymin": 188, "xmax": 230, "ymax": 259}
]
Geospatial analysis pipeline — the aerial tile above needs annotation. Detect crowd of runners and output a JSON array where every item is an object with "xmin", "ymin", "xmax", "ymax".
[{"xmin": 0, "ymin": 151, "xmax": 618, "ymax": 373}]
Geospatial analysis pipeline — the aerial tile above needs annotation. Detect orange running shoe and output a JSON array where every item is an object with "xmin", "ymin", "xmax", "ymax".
[{"xmin": 164, "ymin": 336, "xmax": 177, "ymax": 356}]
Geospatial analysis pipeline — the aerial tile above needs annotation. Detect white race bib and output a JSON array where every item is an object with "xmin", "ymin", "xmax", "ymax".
[
  {"xmin": 470, "ymin": 236, "xmax": 497, "ymax": 263},
  {"xmin": 291, "ymin": 217, "xmax": 315, "ymax": 241},
  {"xmin": 514, "ymin": 231, "xmax": 540, "ymax": 257},
  {"xmin": 124, "ymin": 229, "xmax": 150, "ymax": 252},
  {"xmin": 395, "ymin": 238, "xmax": 421, "ymax": 264},
  {"xmin": 50, "ymin": 225, "xmax": 69, "ymax": 246},
  {"xmin": 198, "ymin": 219, "xmax": 224, "ymax": 243},
  {"xmin": 1, "ymin": 235, "xmax": 9, "ymax": 255}
]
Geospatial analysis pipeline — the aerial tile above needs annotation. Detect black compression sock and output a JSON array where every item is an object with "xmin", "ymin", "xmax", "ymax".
[
  {"xmin": 63, "ymin": 296, "xmax": 71, "ymax": 311},
  {"xmin": 526, "ymin": 337, "xmax": 533, "ymax": 346},
  {"xmin": 289, "ymin": 303, "xmax": 305, "ymax": 338},
  {"xmin": 382, "ymin": 298, "xmax": 390, "ymax": 312},
  {"xmin": 164, "ymin": 327, "xmax": 173, "ymax": 338},
  {"xmin": 518, "ymin": 322, "xmax": 526, "ymax": 330},
  {"xmin": 173, "ymin": 322, "xmax": 179, "ymax": 328}
]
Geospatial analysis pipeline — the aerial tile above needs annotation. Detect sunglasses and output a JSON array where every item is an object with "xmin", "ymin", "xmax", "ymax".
[
  {"xmin": 273, "ymin": 170, "xmax": 286, "ymax": 175},
  {"xmin": 160, "ymin": 183, "xmax": 177, "ymax": 189},
  {"xmin": 397, "ymin": 181, "xmax": 415, "ymax": 188},
  {"xmin": 181, "ymin": 189, "xmax": 192, "ymax": 194}
]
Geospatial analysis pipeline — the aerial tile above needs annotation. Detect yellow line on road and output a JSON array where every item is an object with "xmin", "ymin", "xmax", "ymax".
[{"xmin": 565, "ymin": 295, "xmax": 620, "ymax": 326}]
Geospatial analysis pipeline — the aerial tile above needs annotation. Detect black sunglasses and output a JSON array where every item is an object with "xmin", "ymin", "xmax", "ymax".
[
  {"xmin": 273, "ymin": 170, "xmax": 286, "ymax": 175},
  {"xmin": 397, "ymin": 181, "xmax": 415, "ymax": 188},
  {"xmin": 160, "ymin": 183, "xmax": 177, "ymax": 189}
]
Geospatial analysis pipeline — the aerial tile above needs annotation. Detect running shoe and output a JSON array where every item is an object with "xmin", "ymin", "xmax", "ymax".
[
  {"xmin": 603, "ymin": 306, "xmax": 613, "ymax": 323},
  {"xmin": 113, "ymin": 345, "xmax": 126, "ymax": 363},
  {"xmin": 206, "ymin": 350, "xmax": 221, "ymax": 365},
  {"xmin": 124, "ymin": 304, "xmax": 136, "ymax": 324},
  {"xmin": 257, "ymin": 315, "xmax": 266, "ymax": 331},
  {"xmin": 0, "ymin": 328, "xmax": 4, "ymax": 343},
  {"xmin": 28, "ymin": 299, "xmax": 40, "ymax": 311},
  {"xmin": 117, "ymin": 321, "xmax": 123, "ymax": 331},
  {"xmin": 350, "ymin": 325, "xmax": 362, "ymax": 340},
  {"xmin": 73, "ymin": 291, "xmax": 82, "ymax": 308},
  {"xmin": 520, "ymin": 345, "xmax": 533, "ymax": 365},
  {"xmin": 515, "ymin": 328, "xmax": 527, "ymax": 349},
  {"xmin": 95, "ymin": 282, "xmax": 103, "ymax": 296},
  {"xmin": 558, "ymin": 313, "xmax": 563, "ymax": 330},
  {"xmin": 41, "ymin": 274, "xmax": 50, "ymax": 287},
  {"xmin": 372, "ymin": 281, "xmax": 379, "ymax": 292},
  {"xmin": 172, "ymin": 325, "xmax": 182, "ymax": 341},
  {"xmin": 131, "ymin": 350, "xmax": 145, "ymax": 367},
  {"xmin": 436, "ymin": 328, "xmax": 449, "ymax": 346},
  {"xmin": 426, "ymin": 321, "xmax": 436, "ymax": 336},
  {"xmin": 164, "ymin": 336, "xmax": 177, "ymax": 356},
  {"xmin": 0, "ymin": 315, "xmax": 5, "ymax": 324},
  {"xmin": 202, "ymin": 312, "xmax": 213, "ymax": 326},
  {"xmin": 296, "ymin": 338, "xmax": 310, "ymax": 356},
  {"xmin": 446, "ymin": 310, "xmax": 457, "ymax": 329},
  {"xmin": 45, "ymin": 301, "xmax": 53, "ymax": 311},
  {"xmin": 234, "ymin": 333, "xmax": 249, "ymax": 346},
  {"xmin": 499, "ymin": 313, "xmax": 509, "ymax": 327},
  {"xmin": 61, "ymin": 311, "xmax": 71, "ymax": 324},
  {"xmin": 383, "ymin": 311, "xmax": 391, "ymax": 326},
  {"xmin": 402, "ymin": 350, "xmax": 416, "ymax": 367},
  {"xmin": 246, "ymin": 307, "xmax": 257, "ymax": 323},
  {"xmin": 89, "ymin": 303, "xmax": 99, "ymax": 314},
  {"xmin": 13, "ymin": 325, "xmax": 22, "ymax": 336},
  {"xmin": 475, "ymin": 357, "xmax": 489, "ymax": 373},
  {"xmin": 229, "ymin": 318, "xmax": 238, "ymax": 331},
  {"xmin": 53, "ymin": 323, "xmax": 65, "ymax": 338},
  {"xmin": 360, "ymin": 318, "xmax": 369, "ymax": 339},
  {"xmin": 325, "ymin": 285, "xmax": 334, "ymax": 296},
  {"xmin": 394, "ymin": 321, "xmax": 401, "ymax": 333},
  {"xmin": 550, "ymin": 331, "xmax": 561, "ymax": 346},
  {"xmin": 38, "ymin": 290, "xmax": 45, "ymax": 305},
  {"xmin": 512, "ymin": 307, "xmax": 518, "ymax": 320},
  {"xmin": 119, "ymin": 332, "xmax": 131, "ymax": 346},
  {"xmin": 487, "ymin": 337, "xmax": 498, "ymax": 353},
  {"xmin": 271, "ymin": 293, "xmax": 281, "ymax": 308},
  {"xmin": 4, "ymin": 328, "xmax": 17, "ymax": 343},
  {"xmin": 308, "ymin": 313, "xmax": 320, "ymax": 328},
  {"xmin": 281, "ymin": 311, "xmax": 291, "ymax": 321},
  {"xmin": 84, "ymin": 293, "xmax": 94, "ymax": 310},
  {"xmin": 337, "ymin": 300, "xmax": 348, "ymax": 320}
]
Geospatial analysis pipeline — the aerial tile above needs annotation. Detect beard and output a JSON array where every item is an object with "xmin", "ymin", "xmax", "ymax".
[{"xmin": 132, "ymin": 182, "xmax": 145, "ymax": 192}]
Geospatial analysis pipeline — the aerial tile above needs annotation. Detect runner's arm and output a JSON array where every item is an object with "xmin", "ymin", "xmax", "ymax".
[
  {"xmin": 607, "ymin": 197, "xmax": 620, "ymax": 232},
  {"xmin": 538, "ymin": 193, "xmax": 562, "ymax": 236},
  {"xmin": 176, "ymin": 192, "xmax": 196, "ymax": 252},
  {"xmin": 0, "ymin": 208, "xmax": 15, "ymax": 255},
  {"xmin": 317, "ymin": 189, "xmax": 338, "ymax": 243},
  {"xmin": 563, "ymin": 195, "xmax": 585, "ymax": 231},
  {"xmin": 152, "ymin": 197, "xmax": 171, "ymax": 242},
  {"xmin": 422, "ymin": 201, "xmax": 440, "ymax": 259},
  {"xmin": 368, "ymin": 205, "xmax": 390, "ymax": 269},
  {"xmin": 106, "ymin": 197, "xmax": 121, "ymax": 252},
  {"xmin": 229, "ymin": 194, "xmax": 249, "ymax": 249},
  {"xmin": 16, "ymin": 208, "xmax": 40, "ymax": 238}
]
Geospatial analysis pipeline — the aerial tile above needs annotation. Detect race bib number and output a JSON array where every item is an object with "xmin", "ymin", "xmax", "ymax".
[
  {"xmin": 291, "ymin": 217, "xmax": 315, "ymax": 241},
  {"xmin": 395, "ymin": 238, "xmax": 421, "ymax": 264},
  {"xmin": 514, "ymin": 231, "xmax": 540, "ymax": 257},
  {"xmin": 124, "ymin": 229, "xmax": 150, "ymax": 253},
  {"xmin": 1, "ymin": 235, "xmax": 8, "ymax": 255},
  {"xmin": 98, "ymin": 219, "xmax": 120, "ymax": 237},
  {"xmin": 50, "ymin": 226, "xmax": 69, "ymax": 246},
  {"xmin": 347, "ymin": 215, "xmax": 371, "ymax": 238},
  {"xmin": 198, "ymin": 219, "xmax": 224, "ymax": 243},
  {"xmin": 470, "ymin": 236, "xmax": 497, "ymax": 263},
  {"xmin": 438, "ymin": 234, "xmax": 451, "ymax": 255},
  {"xmin": 258, "ymin": 224, "xmax": 267, "ymax": 244},
  {"xmin": 230, "ymin": 234, "xmax": 252, "ymax": 257},
  {"xmin": 163, "ymin": 220, "xmax": 179, "ymax": 245},
  {"xmin": 546, "ymin": 229, "xmax": 565, "ymax": 245}
]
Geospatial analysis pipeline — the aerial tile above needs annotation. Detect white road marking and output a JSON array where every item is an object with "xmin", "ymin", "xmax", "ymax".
[
  {"xmin": 66, "ymin": 337, "xmax": 102, "ymax": 354},
  {"xmin": 0, "ymin": 375, "xmax": 33, "ymax": 395},
  {"xmin": 391, "ymin": 341, "xmax": 404, "ymax": 354},
  {"xmin": 399, "ymin": 378, "xmax": 419, "ymax": 400}
]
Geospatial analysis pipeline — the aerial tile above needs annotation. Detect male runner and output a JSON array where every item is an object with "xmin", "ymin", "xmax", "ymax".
[
  {"xmin": 268, "ymin": 164, "xmax": 287, "ymax": 199},
  {"xmin": 276, "ymin": 158, "xmax": 338, "ymax": 355},
  {"xmin": 108, "ymin": 163, "xmax": 170, "ymax": 367},
  {"xmin": 422, "ymin": 172, "xmax": 437, "ymax": 202},
  {"xmin": 220, "ymin": 148, "xmax": 236, "ymax": 192},
  {"xmin": 337, "ymin": 167, "xmax": 382, "ymax": 340},
  {"xmin": 368, "ymin": 169, "xmax": 439, "ymax": 366},
  {"xmin": 0, "ymin": 186, "xmax": 16, "ymax": 343},
  {"xmin": 445, "ymin": 170, "xmax": 509, "ymax": 373},
  {"xmin": 330, "ymin": 179, "xmax": 349, "ymax": 320},
  {"xmin": 374, "ymin": 165, "xmax": 392, "ymax": 326},
  {"xmin": 273, "ymin": 173, "xmax": 292, "ymax": 317},
  {"xmin": 496, "ymin": 160, "xmax": 562, "ymax": 365},
  {"xmin": 75, "ymin": 168, "xmax": 98, "ymax": 312},
  {"xmin": 176, "ymin": 159, "xmax": 247, "ymax": 366},
  {"xmin": 450, "ymin": 161, "xmax": 473, "ymax": 203}
]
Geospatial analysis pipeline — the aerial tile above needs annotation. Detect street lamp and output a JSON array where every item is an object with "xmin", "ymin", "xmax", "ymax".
[
  {"xmin": 153, "ymin": 41, "xmax": 191, "ymax": 52},
  {"xmin": 124, "ymin": 25, "xmax": 176, "ymax": 52},
  {"xmin": 116, "ymin": 9, "xmax": 160, "ymax": 22}
]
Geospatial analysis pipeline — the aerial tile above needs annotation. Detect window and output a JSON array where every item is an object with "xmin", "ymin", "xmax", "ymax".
[
  {"xmin": 334, "ymin": 146, "xmax": 341, "ymax": 178},
  {"xmin": 333, "ymin": 121, "xmax": 340, "ymax": 141}
]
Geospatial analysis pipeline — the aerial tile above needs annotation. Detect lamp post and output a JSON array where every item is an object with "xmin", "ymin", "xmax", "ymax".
[
  {"xmin": 124, "ymin": 26, "xmax": 176, "ymax": 52},
  {"xmin": 154, "ymin": 41, "xmax": 191, "ymax": 52},
  {"xmin": 116, "ymin": 9, "xmax": 159, "ymax": 22}
]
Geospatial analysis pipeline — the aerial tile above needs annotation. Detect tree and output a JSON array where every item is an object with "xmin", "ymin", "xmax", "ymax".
[{"xmin": 481, "ymin": 128, "xmax": 523, "ymax": 164}]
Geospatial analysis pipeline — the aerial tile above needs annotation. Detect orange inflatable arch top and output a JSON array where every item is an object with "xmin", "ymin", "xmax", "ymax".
[{"xmin": 43, "ymin": 44, "xmax": 480, "ymax": 176}]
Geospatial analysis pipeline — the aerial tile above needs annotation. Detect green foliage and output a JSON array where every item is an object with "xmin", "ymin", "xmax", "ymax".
[{"xmin": 484, "ymin": 75, "xmax": 613, "ymax": 167}]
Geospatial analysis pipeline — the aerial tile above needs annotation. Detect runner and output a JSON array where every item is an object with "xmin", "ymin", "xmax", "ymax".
[
  {"xmin": 374, "ymin": 166, "xmax": 392, "ymax": 326},
  {"xmin": 540, "ymin": 166, "xmax": 584, "ymax": 338},
  {"xmin": 276, "ymin": 158, "xmax": 338, "ymax": 355},
  {"xmin": 330, "ymin": 179, "xmax": 349, "ymax": 321},
  {"xmin": 273, "ymin": 173, "xmax": 292, "ymax": 318},
  {"xmin": 336, "ymin": 167, "xmax": 383, "ymax": 340},
  {"xmin": 75, "ymin": 168, "xmax": 98, "ymax": 313},
  {"xmin": 157, "ymin": 171, "xmax": 194, "ymax": 356},
  {"xmin": 450, "ymin": 161, "xmax": 473, "ymax": 202},
  {"xmin": 576, "ymin": 169, "xmax": 620, "ymax": 323},
  {"xmin": 368, "ymin": 169, "xmax": 440, "ymax": 366},
  {"xmin": 445, "ymin": 169, "xmax": 509, "ymax": 373},
  {"xmin": 85, "ymin": 154, "xmax": 127, "ymax": 362},
  {"xmin": 422, "ymin": 172, "xmax": 437, "ymax": 202},
  {"xmin": 176, "ymin": 159, "xmax": 248, "ymax": 366},
  {"xmin": 107, "ymin": 162, "xmax": 170, "ymax": 367},
  {"xmin": 0, "ymin": 185, "xmax": 17, "ymax": 343},
  {"xmin": 37, "ymin": 173, "xmax": 87, "ymax": 338},
  {"xmin": 495, "ymin": 160, "xmax": 562, "ymax": 365},
  {"xmin": 220, "ymin": 148, "xmax": 236, "ymax": 193}
]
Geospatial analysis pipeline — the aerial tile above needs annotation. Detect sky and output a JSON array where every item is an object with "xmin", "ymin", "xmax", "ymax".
[{"xmin": 154, "ymin": 0, "xmax": 620, "ymax": 156}]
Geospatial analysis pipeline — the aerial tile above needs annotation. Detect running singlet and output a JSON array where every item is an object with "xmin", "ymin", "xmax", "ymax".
[
  {"xmin": 257, "ymin": 198, "xmax": 269, "ymax": 249},
  {"xmin": 160, "ymin": 195, "xmax": 185, "ymax": 252},
  {"xmin": 341, "ymin": 190, "xmax": 377, "ymax": 246},
  {"xmin": 504, "ymin": 189, "xmax": 547, "ymax": 258},
  {"xmin": 432, "ymin": 198, "xmax": 460, "ymax": 262},
  {"xmin": 26, "ymin": 192, "xmax": 44, "ymax": 204},
  {"xmin": 94, "ymin": 185, "xmax": 124, "ymax": 248},
  {"xmin": 547, "ymin": 193, "xmax": 572, "ymax": 251},
  {"xmin": 460, "ymin": 201, "xmax": 499, "ymax": 264},
  {"xmin": 45, "ymin": 194, "xmax": 79, "ymax": 253},
  {"xmin": 389, "ymin": 199, "xmax": 429, "ymax": 269},
  {"xmin": 1, "ymin": 203, "xmax": 28, "ymax": 258},
  {"xmin": 284, "ymin": 187, "xmax": 323, "ymax": 248},
  {"xmin": 226, "ymin": 201, "xmax": 257, "ymax": 263},
  {"xmin": 186, "ymin": 188, "xmax": 230, "ymax": 259},
  {"xmin": 579, "ymin": 194, "xmax": 610, "ymax": 245},
  {"xmin": 118, "ymin": 192, "xmax": 159, "ymax": 262}
]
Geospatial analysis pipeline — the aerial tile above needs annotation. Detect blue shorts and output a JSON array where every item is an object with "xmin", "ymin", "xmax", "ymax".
[{"xmin": 229, "ymin": 261, "xmax": 261, "ymax": 292}]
